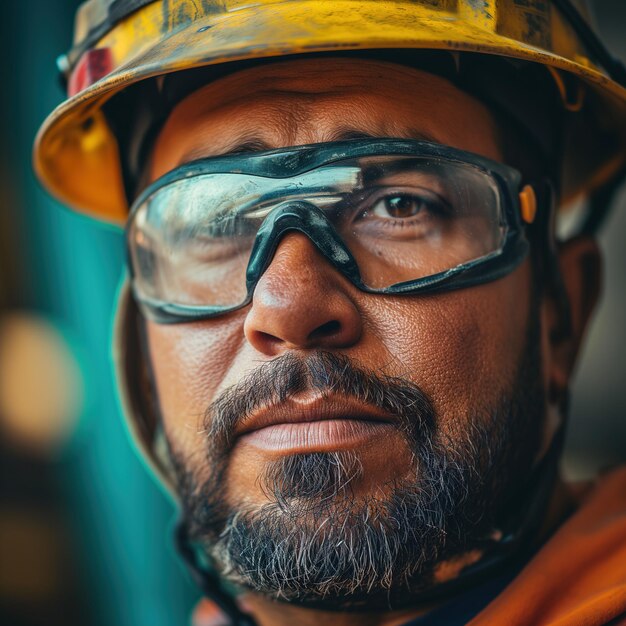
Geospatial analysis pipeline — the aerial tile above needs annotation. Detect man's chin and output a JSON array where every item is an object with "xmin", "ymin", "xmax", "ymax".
[
  {"xmin": 207, "ymin": 493, "xmax": 447, "ymax": 610},
  {"xmin": 255, "ymin": 450, "xmax": 367, "ymax": 504},
  {"xmin": 194, "ymin": 449, "xmax": 467, "ymax": 608}
]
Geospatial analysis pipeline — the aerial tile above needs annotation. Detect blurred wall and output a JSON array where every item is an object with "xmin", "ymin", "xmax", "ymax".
[
  {"xmin": 563, "ymin": 0, "xmax": 626, "ymax": 479},
  {"xmin": 0, "ymin": 2, "xmax": 199, "ymax": 625}
]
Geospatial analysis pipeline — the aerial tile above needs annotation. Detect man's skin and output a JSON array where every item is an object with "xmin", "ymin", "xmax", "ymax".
[{"xmin": 140, "ymin": 58, "xmax": 601, "ymax": 626}]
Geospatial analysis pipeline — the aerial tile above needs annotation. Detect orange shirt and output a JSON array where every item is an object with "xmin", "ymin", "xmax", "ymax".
[{"xmin": 471, "ymin": 466, "xmax": 626, "ymax": 626}]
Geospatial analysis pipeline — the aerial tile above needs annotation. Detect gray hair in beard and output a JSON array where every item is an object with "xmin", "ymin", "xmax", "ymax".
[{"xmin": 168, "ymin": 338, "xmax": 544, "ymax": 608}]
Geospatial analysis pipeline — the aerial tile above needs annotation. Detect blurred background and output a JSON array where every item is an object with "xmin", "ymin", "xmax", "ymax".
[{"xmin": 0, "ymin": 1, "xmax": 624, "ymax": 625}]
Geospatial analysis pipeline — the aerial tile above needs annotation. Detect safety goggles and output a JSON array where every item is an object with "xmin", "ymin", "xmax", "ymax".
[{"xmin": 127, "ymin": 139, "xmax": 537, "ymax": 324}]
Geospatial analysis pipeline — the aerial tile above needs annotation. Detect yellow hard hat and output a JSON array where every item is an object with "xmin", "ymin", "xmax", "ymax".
[{"xmin": 34, "ymin": 0, "xmax": 626, "ymax": 225}]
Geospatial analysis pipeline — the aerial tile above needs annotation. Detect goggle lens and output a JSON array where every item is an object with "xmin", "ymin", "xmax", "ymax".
[{"xmin": 128, "ymin": 154, "xmax": 509, "ymax": 313}]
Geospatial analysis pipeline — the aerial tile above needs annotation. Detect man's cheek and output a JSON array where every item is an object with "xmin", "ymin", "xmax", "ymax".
[
  {"xmin": 367, "ymin": 284, "xmax": 529, "ymax": 425},
  {"xmin": 146, "ymin": 316, "xmax": 245, "ymax": 451}
]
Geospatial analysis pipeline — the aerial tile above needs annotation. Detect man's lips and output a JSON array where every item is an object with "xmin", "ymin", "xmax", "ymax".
[{"xmin": 234, "ymin": 396, "xmax": 398, "ymax": 453}]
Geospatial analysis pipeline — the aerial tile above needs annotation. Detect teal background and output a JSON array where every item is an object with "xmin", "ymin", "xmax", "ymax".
[{"xmin": 0, "ymin": 2, "xmax": 199, "ymax": 625}]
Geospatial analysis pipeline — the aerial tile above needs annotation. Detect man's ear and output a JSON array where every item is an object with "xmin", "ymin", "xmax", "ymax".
[{"xmin": 547, "ymin": 236, "xmax": 602, "ymax": 397}]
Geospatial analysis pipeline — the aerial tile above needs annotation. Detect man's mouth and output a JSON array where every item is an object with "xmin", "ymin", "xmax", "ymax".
[{"xmin": 234, "ymin": 395, "xmax": 398, "ymax": 453}]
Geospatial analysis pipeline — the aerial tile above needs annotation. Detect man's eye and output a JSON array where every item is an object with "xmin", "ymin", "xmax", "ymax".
[
  {"xmin": 371, "ymin": 194, "xmax": 429, "ymax": 219},
  {"xmin": 365, "ymin": 193, "xmax": 446, "ymax": 220}
]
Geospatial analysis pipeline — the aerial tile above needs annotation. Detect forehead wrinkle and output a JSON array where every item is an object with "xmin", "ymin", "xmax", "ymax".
[
  {"xmin": 152, "ymin": 60, "xmax": 502, "ymax": 177},
  {"xmin": 161, "ymin": 78, "xmax": 453, "ymax": 157},
  {"xmin": 185, "ymin": 58, "xmax": 457, "ymax": 103},
  {"xmin": 175, "ymin": 86, "xmax": 372, "ymax": 129},
  {"xmin": 176, "ymin": 99, "xmax": 318, "ymax": 163},
  {"xmin": 165, "ymin": 73, "xmax": 447, "ymax": 145}
]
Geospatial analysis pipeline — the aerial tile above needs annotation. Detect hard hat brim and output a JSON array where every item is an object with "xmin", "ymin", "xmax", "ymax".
[{"xmin": 34, "ymin": 0, "xmax": 626, "ymax": 222}]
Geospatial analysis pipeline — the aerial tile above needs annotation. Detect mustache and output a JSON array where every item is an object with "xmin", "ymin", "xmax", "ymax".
[{"xmin": 204, "ymin": 351, "xmax": 436, "ymax": 454}]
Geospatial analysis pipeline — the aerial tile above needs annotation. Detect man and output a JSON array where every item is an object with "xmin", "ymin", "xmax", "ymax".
[{"xmin": 34, "ymin": 1, "xmax": 626, "ymax": 624}]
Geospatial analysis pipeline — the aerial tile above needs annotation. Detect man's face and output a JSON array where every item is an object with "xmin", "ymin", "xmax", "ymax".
[{"xmin": 141, "ymin": 58, "xmax": 548, "ymax": 606}]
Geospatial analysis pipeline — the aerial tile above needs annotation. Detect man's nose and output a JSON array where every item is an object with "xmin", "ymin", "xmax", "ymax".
[{"xmin": 243, "ymin": 232, "xmax": 363, "ymax": 355}]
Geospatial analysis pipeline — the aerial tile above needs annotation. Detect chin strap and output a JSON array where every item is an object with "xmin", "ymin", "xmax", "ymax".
[
  {"xmin": 401, "ymin": 418, "xmax": 567, "ymax": 608},
  {"xmin": 174, "ymin": 522, "xmax": 258, "ymax": 626},
  {"xmin": 295, "ymin": 418, "xmax": 568, "ymax": 613},
  {"xmin": 173, "ymin": 418, "xmax": 567, "ymax": 621}
]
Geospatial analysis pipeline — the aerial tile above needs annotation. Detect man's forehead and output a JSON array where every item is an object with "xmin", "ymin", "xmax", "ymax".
[
  {"xmin": 174, "ymin": 57, "xmax": 449, "ymax": 94},
  {"xmin": 150, "ymin": 57, "xmax": 502, "ymax": 179}
]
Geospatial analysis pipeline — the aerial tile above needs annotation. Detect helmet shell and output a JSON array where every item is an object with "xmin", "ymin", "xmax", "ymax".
[{"xmin": 34, "ymin": 0, "xmax": 626, "ymax": 223}]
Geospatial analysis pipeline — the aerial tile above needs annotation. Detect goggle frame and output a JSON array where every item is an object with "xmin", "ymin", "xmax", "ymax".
[{"xmin": 127, "ymin": 138, "xmax": 531, "ymax": 324}]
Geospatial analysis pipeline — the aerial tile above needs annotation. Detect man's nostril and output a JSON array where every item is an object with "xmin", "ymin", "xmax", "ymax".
[{"xmin": 308, "ymin": 320, "xmax": 342, "ymax": 342}]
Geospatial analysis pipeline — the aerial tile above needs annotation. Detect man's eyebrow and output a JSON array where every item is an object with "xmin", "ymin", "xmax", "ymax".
[
  {"xmin": 328, "ymin": 128, "xmax": 442, "ymax": 144},
  {"xmin": 180, "ymin": 138, "xmax": 273, "ymax": 163},
  {"xmin": 179, "ymin": 128, "xmax": 442, "ymax": 164}
]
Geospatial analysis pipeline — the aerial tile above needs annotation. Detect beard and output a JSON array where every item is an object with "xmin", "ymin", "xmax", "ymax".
[{"xmin": 166, "ymin": 315, "xmax": 545, "ymax": 609}]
